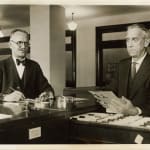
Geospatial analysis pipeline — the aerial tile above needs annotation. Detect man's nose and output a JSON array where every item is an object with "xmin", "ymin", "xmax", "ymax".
[
  {"xmin": 20, "ymin": 43, "xmax": 26, "ymax": 48},
  {"xmin": 127, "ymin": 40, "xmax": 133, "ymax": 47}
]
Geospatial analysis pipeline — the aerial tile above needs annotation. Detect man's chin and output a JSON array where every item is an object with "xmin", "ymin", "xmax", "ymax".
[
  {"xmin": 18, "ymin": 55, "xmax": 26, "ymax": 59},
  {"xmin": 129, "ymin": 54, "xmax": 136, "ymax": 57},
  {"xmin": 132, "ymin": 55, "xmax": 136, "ymax": 57}
]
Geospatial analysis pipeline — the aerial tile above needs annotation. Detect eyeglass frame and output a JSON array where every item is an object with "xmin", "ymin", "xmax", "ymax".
[{"xmin": 10, "ymin": 40, "xmax": 30, "ymax": 47}]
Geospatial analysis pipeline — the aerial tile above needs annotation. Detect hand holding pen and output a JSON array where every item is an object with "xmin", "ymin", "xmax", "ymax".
[
  {"xmin": 3, "ymin": 87, "xmax": 25, "ymax": 102},
  {"xmin": 39, "ymin": 91, "xmax": 54, "ymax": 102}
]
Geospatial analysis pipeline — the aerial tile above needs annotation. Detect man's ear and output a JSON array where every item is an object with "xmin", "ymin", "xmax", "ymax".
[{"xmin": 144, "ymin": 38, "xmax": 150, "ymax": 48}]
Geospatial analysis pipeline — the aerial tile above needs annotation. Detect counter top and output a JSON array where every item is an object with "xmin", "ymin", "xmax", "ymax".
[{"xmin": 0, "ymin": 106, "xmax": 69, "ymax": 144}]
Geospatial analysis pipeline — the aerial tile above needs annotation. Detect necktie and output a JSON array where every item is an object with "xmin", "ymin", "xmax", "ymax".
[
  {"xmin": 16, "ymin": 59, "xmax": 26, "ymax": 66},
  {"xmin": 131, "ymin": 62, "xmax": 136, "ymax": 79}
]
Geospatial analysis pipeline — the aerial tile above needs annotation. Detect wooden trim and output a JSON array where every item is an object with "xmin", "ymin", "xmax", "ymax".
[
  {"xmin": 66, "ymin": 44, "xmax": 73, "ymax": 51},
  {"xmin": 66, "ymin": 31, "xmax": 75, "ymax": 51},
  {"xmin": 96, "ymin": 29, "xmax": 103, "ymax": 85},
  {"xmin": 102, "ymin": 40, "xmax": 126, "ymax": 49},
  {"xmin": 0, "ymin": 37, "xmax": 10, "ymax": 43},
  {"xmin": 72, "ymin": 31, "xmax": 76, "ymax": 87},
  {"xmin": 96, "ymin": 21, "xmax": 150, "ymax": 33},
  {"xmin": 65, "ymin": 30, "xmax": 76, "ymax": 87},
  {"xmin": 0, "ymin": 48, "xmax": 11, "ymax": 55}
]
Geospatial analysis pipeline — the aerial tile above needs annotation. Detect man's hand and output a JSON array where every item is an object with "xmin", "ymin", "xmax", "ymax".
[
  {"xmin": 93, "ymin": 94, "xmax": 110, "ymax": 109},
  {"xmin": 109, "ymin": 96, "xmax": 138, "ymax": 116},
  {"xmin": 95, "ymin": 94, "xmax": 139, "ymax": 115},
  {"xmin": 39, "ymin": 91, "xmax": 54, "ymax": 101},
  {"xmin": 3, "ymin": 91, "xmax": 25, "ymax": 102},
  {"xmin": 39, "ymin": 91, "xmax": 54, "ymax": 107}
]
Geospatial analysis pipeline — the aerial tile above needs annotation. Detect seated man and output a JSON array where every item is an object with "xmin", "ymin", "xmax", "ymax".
[
  {"xmin": 94, "ymin": 24, "xmax": 150, "ymax": 116},
  {"xmin": 0, "ymin": 29, "xmax": 54, "ymax": 103}
]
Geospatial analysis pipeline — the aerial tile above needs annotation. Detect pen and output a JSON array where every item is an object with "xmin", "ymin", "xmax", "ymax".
[
  {"xmin": 9, "ymin": 87, "xmax": 15, "ymax": 92},
  {"xmin": 9, "ymin": 86, "xmax": 21, "ymax": 92}
]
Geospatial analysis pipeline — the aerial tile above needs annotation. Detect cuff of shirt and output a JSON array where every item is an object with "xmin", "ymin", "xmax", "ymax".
[{"xmin": 136, "ymin": 107, "xmax": 142, "ymax": 115}]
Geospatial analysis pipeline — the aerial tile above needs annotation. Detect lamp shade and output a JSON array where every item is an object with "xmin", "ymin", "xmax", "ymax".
[
  {"xmin": 68, "ymin": 12, "xmax": 77, "ymax": 31},
  {"xmin": 67, "ymin": 21, "xmax": 78, "ymax": 31}
]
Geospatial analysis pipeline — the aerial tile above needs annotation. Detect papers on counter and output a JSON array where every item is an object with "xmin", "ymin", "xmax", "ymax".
[{"xmin": 0, "ymin": 114, "xmax": 12, "ymax": 119}]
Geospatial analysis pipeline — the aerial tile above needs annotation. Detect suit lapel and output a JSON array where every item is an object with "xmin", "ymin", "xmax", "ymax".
[
  {"xmin": 119, "ymin": 58, "xmax": 131, "ymax": 97},
  {"xmin": 8, "ymin": 57, "xmax": 20, "ymax": 82},
  {"xmin": 130, "ymin": 54, "xmax": 150, "ymax": 99},
  {"xmin": 23, "ymin": 59, "xmax": 32, "ymax": 89}
]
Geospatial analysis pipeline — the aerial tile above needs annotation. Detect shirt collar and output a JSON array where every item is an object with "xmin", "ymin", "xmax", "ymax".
[
  {"xmin": 132, "ymin": 52, "xmax": 147, "ymax": 64},
  {"xmin": 12, "ymin": 56, "xmax": 25, "ymax": 66}
]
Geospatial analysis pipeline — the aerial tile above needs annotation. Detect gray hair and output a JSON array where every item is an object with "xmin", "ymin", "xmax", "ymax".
[
  {"xmin": 10, "ymin": 29, "xmax": 29, "ymax": 40},
  {"xmin": 127, "ymin": 24, "xmax": 150, "ymax": 39}
]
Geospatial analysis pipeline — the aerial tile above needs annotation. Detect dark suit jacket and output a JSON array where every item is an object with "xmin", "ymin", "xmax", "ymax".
[
  {"xmin": 108, "ymin": 54, "xmax": 150, "ymax": 116},
  {"xmin": 0, "ymin": 56, "xmax": 54, "ymax": 99}
]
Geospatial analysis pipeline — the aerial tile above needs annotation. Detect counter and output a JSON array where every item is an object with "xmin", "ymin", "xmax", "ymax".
[
  {"xmin": 0, "ymin": 108, "xmax": 69, "ymax": 144},
  {"xmin": 1, "ymin": 90, "xmax": 150, "ymax": 144},
  {"xmin": 69, "ymin": 112, "xmax": 150, "ymax": 144},
  {"xmin": 64, "ymin": 87, "xmax": 150, "ymax": 144}
]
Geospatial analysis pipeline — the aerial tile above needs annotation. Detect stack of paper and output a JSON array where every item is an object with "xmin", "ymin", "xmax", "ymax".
[{"xmin": 0, "ymin": 114, "xmax": 12, "ymax": 119}]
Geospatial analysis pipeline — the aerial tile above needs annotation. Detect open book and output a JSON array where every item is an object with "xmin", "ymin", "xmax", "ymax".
[{"xmin": 89, "ymin": 90, "xmax": 120, "ymax": 113}]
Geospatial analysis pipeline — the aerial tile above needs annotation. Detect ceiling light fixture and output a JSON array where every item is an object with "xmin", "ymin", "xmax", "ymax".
[{"xmin": 67, "ymin": 13, "xmax": 78, "ymax": 31}]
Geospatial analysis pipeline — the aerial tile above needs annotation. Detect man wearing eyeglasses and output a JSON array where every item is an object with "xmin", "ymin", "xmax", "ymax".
[{"xmin": 0, "ymin": 29, "xmax": 54, "ymax": 103}]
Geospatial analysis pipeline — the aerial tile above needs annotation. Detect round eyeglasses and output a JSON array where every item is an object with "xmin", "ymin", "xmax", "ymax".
[{"xmin": 11, "ymin": 40, "xmax": 30, "ymax": 47}]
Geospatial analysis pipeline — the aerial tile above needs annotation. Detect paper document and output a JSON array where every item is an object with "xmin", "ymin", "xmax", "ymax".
[
  {"xmin": 89, "ymin": 90, "xmax": 119, "ymax": 100},
  {"xmin": 0, "ymin": 114, "xmax": 12, "ymax": 119},
  {"xmin": 89, "ymin": 90, "xmax": 119, "ymax": 113}
]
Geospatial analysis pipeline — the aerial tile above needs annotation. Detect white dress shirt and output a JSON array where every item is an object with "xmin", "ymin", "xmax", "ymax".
[
  {"xmin": 131, "ymin": 52, "xmax": 147, "ymax": 73},
  {"xmin": 12, "ymin": 56, "xmax": 25, "ymax": 79}
]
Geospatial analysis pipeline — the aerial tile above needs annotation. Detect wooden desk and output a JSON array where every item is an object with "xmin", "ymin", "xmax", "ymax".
[
  {"xmin": 0, "ymin": 109, "xmax": 69, "ymax": 144},
  {"xmin": 69, "ymin": 112, "xmax": 150, "ymax": 144},
  {"xmin": 64, "ymin": 87, "xmax": 150, "ymax": 144}
]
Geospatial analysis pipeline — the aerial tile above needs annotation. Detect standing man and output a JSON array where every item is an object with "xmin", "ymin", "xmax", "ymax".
[
  {"xmin": 0, "ymin": 29, "xmax": 54, "ymax": 102},
  {"xmin": 95, "ymin": 24, "xmax": 150, "ymax": 116}
]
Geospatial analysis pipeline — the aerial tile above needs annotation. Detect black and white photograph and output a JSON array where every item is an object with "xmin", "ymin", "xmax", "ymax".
[{"xmin": 0, "ymin": 0, "xmax": 150, "ymax": 150}]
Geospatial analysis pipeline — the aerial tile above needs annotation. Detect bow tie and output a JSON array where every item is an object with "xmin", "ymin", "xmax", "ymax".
[{"xmin": 16, "ymin": 59, "xmax": 26, "ymax": 66}]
